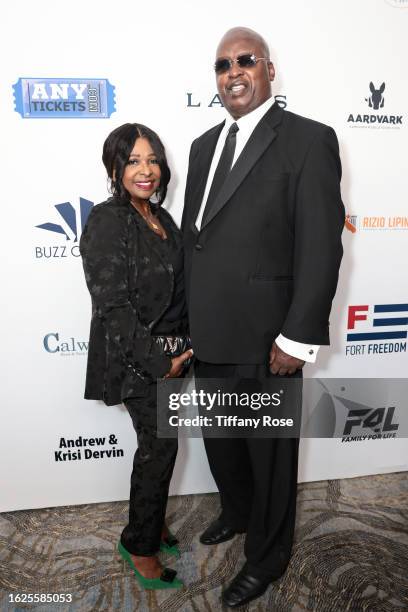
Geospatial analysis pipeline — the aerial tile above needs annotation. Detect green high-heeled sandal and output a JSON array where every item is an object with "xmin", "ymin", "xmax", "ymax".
[
  {"xmin": 160, "ymin": 529, "xmax": 181, "ymax": 558},
  {"xmin": 118, "ymin": 541, "xmax": 183, "ymax": 590}
]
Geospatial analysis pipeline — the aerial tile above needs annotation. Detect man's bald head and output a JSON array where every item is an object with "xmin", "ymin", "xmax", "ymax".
[
  {"xmin": 214, "ymin": 27, "xmax": 275, "ymax": 119},
  {"xmin": 216, "ymin": 27, "xmax": 270, "ymax": 61}
]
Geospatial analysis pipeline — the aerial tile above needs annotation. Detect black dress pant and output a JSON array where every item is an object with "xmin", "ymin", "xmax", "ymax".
[
  {"xmin": 120, "ymin": 383, "xmax": 178, "ymax": 556},
  {"xmin": 195, "ymin": 360, "xmax": 301, "ymax": 581}
]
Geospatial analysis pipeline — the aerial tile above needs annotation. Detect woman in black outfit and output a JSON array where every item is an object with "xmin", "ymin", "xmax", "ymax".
[{"xmin": 80, "ymin": 123, "xmax": 192, "ymax": 590}]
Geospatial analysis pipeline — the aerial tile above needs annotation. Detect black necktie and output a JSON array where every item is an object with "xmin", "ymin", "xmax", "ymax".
[{"xmin": 201, "ymin": 122, "xmax": 239, "ymax": 224}]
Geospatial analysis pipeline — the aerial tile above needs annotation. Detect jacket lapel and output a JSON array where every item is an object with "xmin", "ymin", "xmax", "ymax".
[
  {"xmin": 187, "ymin": 121, "xmax": 225, "ymax": 232},
  {"xmin": 200, "ymin": 103, "xmax": 284, "ymax": 231}
]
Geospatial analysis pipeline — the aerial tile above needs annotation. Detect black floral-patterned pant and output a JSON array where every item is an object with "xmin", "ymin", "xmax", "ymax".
[{"xmin": 120, "ymin": 384, "xmax": 178, "ymax": 556}]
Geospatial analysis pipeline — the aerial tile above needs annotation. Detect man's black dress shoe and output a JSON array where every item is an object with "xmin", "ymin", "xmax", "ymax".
[
  {"xmin": 199, "ymin": 518, "xmax": 237, "ymax": 545},
  {"xmin": 222, "ymin": 568, "xmax": 271, "ymax": 608}
]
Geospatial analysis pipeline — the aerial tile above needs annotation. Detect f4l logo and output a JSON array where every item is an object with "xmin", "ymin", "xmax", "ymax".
[
  {"xmin": 343, "ymin": 406, "xmax": 399, "ymax": 435},
  {"xmin": 36, "ymin": 197, "xmax": 93, "ymax": 241}
]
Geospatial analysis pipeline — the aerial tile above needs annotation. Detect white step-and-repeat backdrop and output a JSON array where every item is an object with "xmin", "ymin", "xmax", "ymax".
[{"xmin": 1, "ymin": 0, "xmax": 407, "ymax": 511}]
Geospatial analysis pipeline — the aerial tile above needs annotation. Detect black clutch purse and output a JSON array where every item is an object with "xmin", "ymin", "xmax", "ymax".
[{"xmin": 153, "ymin": 335, "xmax": 193, "ymax": 368}]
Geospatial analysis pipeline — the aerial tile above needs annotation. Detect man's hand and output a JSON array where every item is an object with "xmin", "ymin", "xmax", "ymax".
[
  {"xmin": 269, "ymin": 342, "xmax": 305, "ymax": 376},
  {"xmin": 164, "ymin": 349, "xmax": 194, "ymax": 378}
]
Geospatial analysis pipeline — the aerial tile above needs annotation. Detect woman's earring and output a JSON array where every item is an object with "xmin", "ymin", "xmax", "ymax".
[{"xmin": 149, "ymin": 189, "xmax": 161, "ymax": 205}]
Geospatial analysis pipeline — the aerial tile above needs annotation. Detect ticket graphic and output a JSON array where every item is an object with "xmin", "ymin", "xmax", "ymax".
[{"xmin": 13, "ymin": 78, "xmax": 116, "ymax": 118}]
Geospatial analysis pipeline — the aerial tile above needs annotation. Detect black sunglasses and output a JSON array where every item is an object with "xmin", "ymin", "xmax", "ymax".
[{"xmin": 214, "ymin": 53, "xmax": 269, "ymax": 74}]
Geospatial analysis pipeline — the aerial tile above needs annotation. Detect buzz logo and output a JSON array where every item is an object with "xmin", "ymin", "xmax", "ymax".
[
  {"xmin": 345, "ymin": 303, "xmax": 408, "ymax": 356},
  {"xmin": 34, "ymin": 197, "xmax": 94, "ymax": 260},
  {"xmin": 13, "ymin": 78, "xmax": 116, "ymax": 119},
  {"xmin": 43, "ymin": 332, "xmax": 88, "ymax": 356}
]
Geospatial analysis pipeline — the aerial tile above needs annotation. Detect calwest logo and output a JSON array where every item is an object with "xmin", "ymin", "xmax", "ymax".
[
  {"xmin": 345, "ymin": 303, "xmax": 408, "ymax": 356},
  {"xmin": 43, "ymin": 332, "xmax": 88, "ymax": 355},
  {"xmin": 13, "ymin": 78, "xmax": 116, "ymax": 119},
  {"xmin": 347, "ymin": 81, "xmax": 403, "ymax": 128},
  {"xmin": 35, "ymin": 197, "xmax": 93, "ymax": 259}
]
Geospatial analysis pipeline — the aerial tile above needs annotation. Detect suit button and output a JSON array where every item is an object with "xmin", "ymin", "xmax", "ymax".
[
  {"xmin": 195, "ymin": 243, "xmax": 203, "ymax": 251},
  {"xmin": 309, "ymin": 349, "xmax": 314, "ymax": 355}
]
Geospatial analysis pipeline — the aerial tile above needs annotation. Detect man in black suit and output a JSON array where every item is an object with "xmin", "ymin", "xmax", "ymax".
[{"xmin": 182, "ymin": 27, "xmax": 344, "ymax": 607}]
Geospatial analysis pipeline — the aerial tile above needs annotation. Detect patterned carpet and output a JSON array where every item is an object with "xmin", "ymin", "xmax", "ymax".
[{"xmin": 1, "ymin": 473, "xmax": 407, "ymax": 611}]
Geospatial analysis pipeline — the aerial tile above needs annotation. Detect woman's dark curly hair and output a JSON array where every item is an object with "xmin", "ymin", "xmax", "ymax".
[{"xmin": 102, "ymin": 123, "xmax": 171, "ymax": 210}]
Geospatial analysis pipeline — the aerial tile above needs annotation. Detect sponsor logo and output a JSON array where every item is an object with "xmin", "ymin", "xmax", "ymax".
[
  {"xmin": 347, "ymin": 81, "xmax": 403, "ymax": 129},
  {"xmin": 345, "ymin": 303, "xmax": 408, "ymax": 356},
  {"xmin": 342, "ymin": 403, "xmax": 399, "ymax": 440},
  {"xmin": 43, "ymin": 332, "xmax": 88, "ymax": 356},
  {"xmin": 300, "ymin": 379, "xmax": 403, "ymax": 441},
  {"xmin": 345, "ymin": 214, "xmax": 357, "ymax": 233},
  {"xmin": 13, "ymin": 78, "xmax": 116, "ymax": 118},
  {"xmin": 365, "ymin": 81, "xmax": 385, "ymax": 109},
  {"xmin": 345, "ymin": 213, "xmax": 408, "ymax": 232},
  {"xmin": 54, "ymin": 434, "xmax": 124, "ymax": 462},
  {"xmin": 35, "ymin": 197, "xmax": 94, "ymax": 259},
  {"xmin": 384, "ymin": 0, "xmax": 408, "ymax": 7},
  {"xmin": 186, "ymin": 93, "xmax": 287, "ymax": 109}
]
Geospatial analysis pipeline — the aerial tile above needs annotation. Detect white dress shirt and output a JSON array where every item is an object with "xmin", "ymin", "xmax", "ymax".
[{"xmin": 195, "ymin": 96, "xmax": 319, "ymax": 363}]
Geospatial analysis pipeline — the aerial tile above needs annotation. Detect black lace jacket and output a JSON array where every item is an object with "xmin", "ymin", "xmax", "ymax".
[{"xmin": 80, "ymin": 196, "xmax": 186, "ymax": 406}]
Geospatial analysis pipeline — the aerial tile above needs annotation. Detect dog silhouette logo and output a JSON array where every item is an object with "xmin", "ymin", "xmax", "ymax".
[{"xmin": 366, "ymin": 82, "xmax": 385, "ymax": 109}]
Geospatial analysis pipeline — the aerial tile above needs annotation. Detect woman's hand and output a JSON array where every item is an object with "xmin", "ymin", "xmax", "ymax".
[{"xmin": 164, "ymin": 349, "xmax": 194, "ymax": 378}]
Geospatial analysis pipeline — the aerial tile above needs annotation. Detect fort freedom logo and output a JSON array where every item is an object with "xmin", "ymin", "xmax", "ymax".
[
  {"xmin": 35, "ymin": 197, "xmax": 94, "ymax": 259},
  {"xmin": 13, "ymin": 78, "xmax": 116, "ymax": 119},
  {"xmin": 347, "ymin": 82, "xmax": 403, "ymax": 129},
  {"xmin": 345, "ymin": 303, "xmax": 408, "ymax": 357}
]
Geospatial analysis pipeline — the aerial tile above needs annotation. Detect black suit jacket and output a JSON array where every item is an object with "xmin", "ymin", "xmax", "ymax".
[
  {"xmin": 182, "ymin": 102, "xmax": 345, "ymax": 363},
  {"xmin": 80, "ymin": 197, "xmax": 184, "ymax": 406}
]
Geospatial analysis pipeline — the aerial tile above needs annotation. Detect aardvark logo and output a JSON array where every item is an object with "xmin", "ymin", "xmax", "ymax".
[
  {"xmin": 347, "ymin": 81, "xmax": 402, "ymax": 128},
  {"xmin": 366, "ymin": 82, "xmax": 385, "ymax": 109}
]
